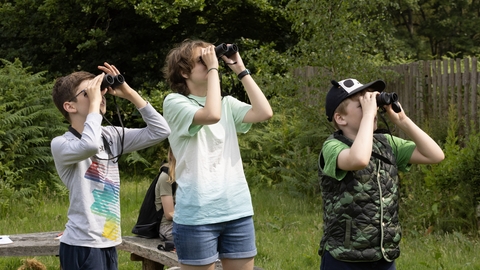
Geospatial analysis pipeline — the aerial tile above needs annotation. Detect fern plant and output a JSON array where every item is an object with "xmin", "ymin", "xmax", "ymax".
[{"xmin": 0, "ymin": 58, "xmax": 65, "ymax": 191}]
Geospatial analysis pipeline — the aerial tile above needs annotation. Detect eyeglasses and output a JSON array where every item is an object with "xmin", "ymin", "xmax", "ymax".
[{"xmin": 69, "ymin": 89, "xmax": 87, "ymax": 102}]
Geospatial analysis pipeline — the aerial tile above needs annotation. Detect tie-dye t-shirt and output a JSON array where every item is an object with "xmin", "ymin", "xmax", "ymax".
[
  {"xmin": 51, "ymin": 103, "xmax": 170, "ymax": 248},
  {"xmin": 163, "ymin": 94, "xmax": 253, "ymax": 225}
]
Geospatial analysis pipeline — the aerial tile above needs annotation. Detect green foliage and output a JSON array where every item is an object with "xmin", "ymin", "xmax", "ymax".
[
  {"xmin": 286, "ymin": 0, "xmax": 401, "ymax": 76},
  {"xmin": 124, "ymin": 151, "xmax": 151, "ymax": 167},
  {"xmin": 0, "ymin": 59, "xmax": 65, "ymax": 192},
  {"xmin": 1, "ymin": 181, "xmax": 480, "ymax": 269},
  {"xmin": 134, "ymin": 0, "xmax": 206, "ymax": 28},
  {"xmin": 1, "ymin": 0, "xmax": 480, "ymax": 238},
  {"xmin": 0, "ymin": 0, "xmax": 295, "ymax": 90},
  {"xmin": 410, "ymin": 105, "xmax": 479, "ymax": 233},
  {"xmin": 240, "ymin": 63, "xmax": 331, "ymax": 197},
  {"xmin": 390, "ymin": 0, "xmax": 480, "ymax": 59},
  {"xmin": 114, "ymin": 86, "xmax": 171, "ymax": 177}
]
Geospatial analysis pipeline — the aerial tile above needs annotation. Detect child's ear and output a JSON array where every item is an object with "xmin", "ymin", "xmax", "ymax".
[
  {"xmin": 63, "ymin": 101, "xmax": 77, "ymax": 113},
  {"xmin": 334, "ymin": 113, "xmax": 347, "ymax": 126},
  {"xmin": 180, "ymin": 71, "xmax": 189, "ymax": 79}
]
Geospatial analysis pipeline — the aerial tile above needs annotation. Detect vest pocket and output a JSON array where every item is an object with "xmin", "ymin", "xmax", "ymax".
[{"xmin": 344, "ymin": 218, "xmax": 352, "ymax": 248}]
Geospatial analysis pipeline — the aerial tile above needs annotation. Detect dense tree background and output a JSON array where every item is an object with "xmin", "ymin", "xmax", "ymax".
[
  {"xmin": 0, "ymin": 0, "xmax": 295, "ymax": 88},
  {"xmin": 1, "ymin": 0, "xmax": 480, "ymax": 233}
]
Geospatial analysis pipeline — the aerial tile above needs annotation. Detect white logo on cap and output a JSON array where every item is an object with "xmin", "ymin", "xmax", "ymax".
[{"xmin": 338, "ymin": 79, "xmax": 364, "ymax": 94}]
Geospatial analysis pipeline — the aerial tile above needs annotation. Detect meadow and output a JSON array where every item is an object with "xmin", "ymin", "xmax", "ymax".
[{"xmin": 0, "ymin": 178, "xmax": 479, "ymax": 270}]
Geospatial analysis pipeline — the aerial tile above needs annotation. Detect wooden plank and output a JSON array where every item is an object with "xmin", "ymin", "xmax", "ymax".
[
  {"xmin": 0, "ymin": 231, "xmax": 61, "ymax": 257},
  {"xmin": 442, "ymin": 59, "xmax": 448, "ymax": 115},
  {"xmin": 412, "ymin": 62, "xmax": 419, "ymax": 122},
  {"xmin": 464, "ymin": 58, "xmax": 470, "ymax": 135},
  {"xmin": 449, "ymin": 59, "xmax": 455, "ymax": 107},
  {"xmin": 0, "ymin": 233, "xmax": 263, "ymax": 270},
  {"xmin": 416, "ymin": 61, "xmax": 423, "ymax": 124},
  {"xmin": 424, "ymin": 60, "xmax": 432, "ymax": 119},
  {"xmin": 119, "ymin": 236, "xmax": 179, "ymax": 268},
  {"xmin": 471, "ymin": 58, "xmax": 478, "ymax": 132},
  {"xmin": 120, "ymin": 237, "xmax": 263, "ymax": 270},
  {"xmin": 143, "ymin": 259, "xmax": 164, "ymax": 270},
  {"xmin": 130, "ymin": 253, "xmax": 165, "ymax": 270},
  {"xmin": 381, "ymin": 57, "xmax": 480, "ymax": 136},
  {"xmin": 456, "ymin": 59, "xmax": 462, "ymax": 126},
  {"xmin": 404, "ymin": 64, "xmax": 412, "ymax": 119}
]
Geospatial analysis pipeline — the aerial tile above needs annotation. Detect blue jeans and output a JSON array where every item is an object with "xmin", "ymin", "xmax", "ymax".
[
  {"xmin": 59, "ymin": 242, "xmax": 118, "ymax": 270},
  {"xmin": 320, "ymin": 251, "xmax": 396, "ymax": 270},
  {"xmin": 173, "ymin": 216, "xmax": 257, "ymax": 265}
]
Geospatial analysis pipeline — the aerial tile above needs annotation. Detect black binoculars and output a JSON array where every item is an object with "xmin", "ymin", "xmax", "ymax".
[
  {"xmin": 100, "ymin": 74, "xmax": 125, "ymax": 90},
  {"xmin": 214, "ymin": 43, "xmax": 238, "ymax": 58},
  {"xmin": 158, "ymin": 241, "xmax": 175, "ymax": 252},
  {"xmin": 376, "ymin": 92, "xmax": 401, "ymax": 113}
]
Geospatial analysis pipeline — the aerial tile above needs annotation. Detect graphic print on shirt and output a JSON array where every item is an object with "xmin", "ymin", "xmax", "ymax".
[{"xmin": 85, "ymin": 160, "xmax": 121, "ymax": 241}]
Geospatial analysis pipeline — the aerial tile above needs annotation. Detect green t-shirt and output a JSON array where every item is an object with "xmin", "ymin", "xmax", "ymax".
[{"xmin": 321, "ymin": 134, "xmax": 416, "ymax": 180}]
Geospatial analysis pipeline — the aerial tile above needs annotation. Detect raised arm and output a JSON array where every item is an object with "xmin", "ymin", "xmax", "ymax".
[
  {"xmin": 336, "ymin": 91, "xmax": 378, "ymax": 171},
  {"xmin": 224, "ymin": 50, "xmax": 273, "ymax": 123},
  {"xmin": 192, "ymin": 45, "xmax": 222, "ymax": 125},
  {"xmin": 386, "ymin": 102, "xmax": 444, "ymax": 164}
]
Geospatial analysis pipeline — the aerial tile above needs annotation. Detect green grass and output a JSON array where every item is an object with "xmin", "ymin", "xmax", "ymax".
[{"xmin": 1, "ymin": 179, "xmax": 479, "ymax": 269}]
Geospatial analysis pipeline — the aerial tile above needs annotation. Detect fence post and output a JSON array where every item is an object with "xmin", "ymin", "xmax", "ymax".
[
  {"xmin": 471, "ymin": 58, "xmax": 478, "ymax": 133},
  {"xmin": 455, "ymin": 59, "xmax": 462, "ymax": 135},
  {"xmin": 464, "ymin": 58, "xmax": 470, "ymax": 136}
]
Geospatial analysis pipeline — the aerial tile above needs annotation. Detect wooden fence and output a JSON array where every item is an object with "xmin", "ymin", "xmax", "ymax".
[
  {"xmin": 387, "ymin": 58, "xmax": 479, "ymax": 137},
  {"xmin": 295, "ymin": 58, "xmax": 480, "ymax": 137}
]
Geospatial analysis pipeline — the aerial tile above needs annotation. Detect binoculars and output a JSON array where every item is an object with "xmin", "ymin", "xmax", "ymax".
[
  {"xmin": 158, "ymin": 241, "xmax": 175, "ymax": 252},
  {"xmin": 214, "ymin": 43, "xmax": 238, "ymax": 58},
  {"xmin": 100, "ymin": 74, "xmax": 125, "ymax": 90},
  {"xmin": 376, "ymin": 92, "xmax": 401, "ymax": 113}
]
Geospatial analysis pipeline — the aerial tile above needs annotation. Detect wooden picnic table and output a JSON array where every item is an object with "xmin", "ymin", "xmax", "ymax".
[
  {"xmin": 0, "ymin": 232, "xmax": 263, "ymax": 270},
  {"xmin": 0, "ymin": 231, "xmax": 61, "ymax": 257}
]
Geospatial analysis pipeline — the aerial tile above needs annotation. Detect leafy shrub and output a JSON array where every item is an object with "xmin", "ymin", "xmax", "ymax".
[
  {"xmin": 406, "ymin": 105, "xmax": 479, "ymax": 234},
  {"xmin": 239, "ymin": 65, "xmax": 332, "ymax": 197},
  {"xmin": 0, "ymin": 59, "xmax": 64, "ymax": 190}
]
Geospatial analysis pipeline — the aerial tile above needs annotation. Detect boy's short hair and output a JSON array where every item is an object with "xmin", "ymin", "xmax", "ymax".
[
  {"xmin": 52, "ymin": 71, "xmax": 95, "ymax": 122},
  {"xmin": 325, "ymin": 78, "xmax": 386, "ymax": 122}
]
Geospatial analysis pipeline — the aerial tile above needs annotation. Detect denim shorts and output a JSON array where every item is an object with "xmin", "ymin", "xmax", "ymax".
[{"xmin": 172, "ymin": 216, "xmax": 257, "ymax": 265}]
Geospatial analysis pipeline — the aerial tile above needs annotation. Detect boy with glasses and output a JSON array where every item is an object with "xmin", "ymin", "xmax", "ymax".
[{"xmin": 51, "ymin": 62, "xmax": 170, "ymax": 270}]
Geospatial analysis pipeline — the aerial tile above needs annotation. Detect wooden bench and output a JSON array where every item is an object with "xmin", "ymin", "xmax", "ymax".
[
  {"xmin": 0, "ymin": 232, "xmax": 263, "ymax": 270},
  {"xmin": 0, "ymin": 231, "xmax": 60, "ymax": 257},
  {"xmin": 120, "ymin": 235, "xmax": 179, "ymax": 269}
]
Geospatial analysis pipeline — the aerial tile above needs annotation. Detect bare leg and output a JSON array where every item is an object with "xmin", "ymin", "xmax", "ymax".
[
  {"xmin": 180, "ymin": 263, "xmax": 216, "ymax": 270},
  {"xmin": 220, "ymin": 257, "xmax": 254, "ymax": 270}
]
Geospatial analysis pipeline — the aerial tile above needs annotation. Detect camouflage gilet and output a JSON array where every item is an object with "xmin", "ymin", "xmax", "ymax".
[{"xmin": 317, "ymin": 131, "xmax": 401, "ymax": 262}]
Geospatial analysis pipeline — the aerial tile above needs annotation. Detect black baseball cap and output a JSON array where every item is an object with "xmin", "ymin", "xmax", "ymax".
[{"xmin": 325, "ymin": 78, "xmax": 386, "ymax": 122}]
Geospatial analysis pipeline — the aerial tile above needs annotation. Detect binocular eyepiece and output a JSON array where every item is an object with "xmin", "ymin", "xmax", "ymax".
[
  {"xmin": 100, "ymin": 74, "xmax": 125, "ymax": 90},
  {"xmin": 214, "ymin": 43, "xmax": 238, "ymax": 58},
  {"xmin": 376, "ymin": 92, "xmax": 401, "ymax": 113}
]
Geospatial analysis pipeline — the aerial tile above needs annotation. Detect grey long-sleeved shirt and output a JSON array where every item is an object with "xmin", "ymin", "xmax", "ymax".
[{"xmin": 51, "ymin": 103, "xmax": 170, "ymax": 248}]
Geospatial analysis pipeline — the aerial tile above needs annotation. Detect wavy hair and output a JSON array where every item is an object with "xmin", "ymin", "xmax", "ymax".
[{"xmin": 162, "ymin": 39, "xmax": 212, "ymax": 96}]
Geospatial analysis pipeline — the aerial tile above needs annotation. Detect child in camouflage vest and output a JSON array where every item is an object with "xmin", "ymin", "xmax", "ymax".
[{"xmin": 318, "ymin": 78, "xmax": 444, "ymax": 270}]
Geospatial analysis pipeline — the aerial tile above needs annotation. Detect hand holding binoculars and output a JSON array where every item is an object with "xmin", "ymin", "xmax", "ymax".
[
  {"xmin": 100, "ymin": 74, "xmax": 125, "ymax": 90},
  {"xmin": 214, "ymin": 43, "xmax": 238, "ymax": 58},
  {"xmin": 376, "ymin": 92, "xmax": 401, "ymax": 113},
  {"xmin": 200, "ymin": 43, "xmax": 238, "ymax": 66}
]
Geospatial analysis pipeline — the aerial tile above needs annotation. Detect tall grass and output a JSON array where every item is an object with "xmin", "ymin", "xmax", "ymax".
[{"xmin": 0, "ymin": 177, "xmax": 479, "ymax": 269}]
